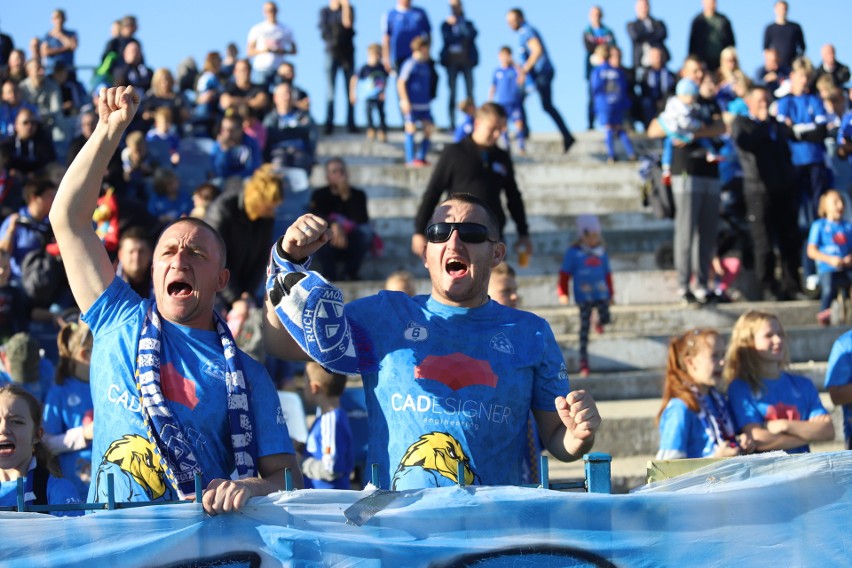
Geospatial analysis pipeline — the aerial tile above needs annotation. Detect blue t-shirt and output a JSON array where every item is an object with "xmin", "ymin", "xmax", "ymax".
[
  {"xmin": 43, "ymin": 376, "xmax": 94, "ymax": 499},
  {"xmin": 0, "ymin": 207, "xmax": 51, "ymax": 283},
  {"xmin": 345, "ymin": 292, "xmax": 569, "ymax": 490},
  {"xmin": 590, "ymin": 62, "xmax": 630, "ymax": 114},
  {"xmin": 727, "ymin": 372, "xmax": 828, "ymax": 454},
  {"xmin": 492, "ymin": 65, "xmax": 522, "ymax": 109},
  {"xmin": 304, "ymin": 407, "xmax": 354, "ymax": 490},
  {"xmin": 148, "ymin": 192, "xmax": 193, "ymax": 224},
  {"xmin": 825, "ymin": 329, "xmax": 852, "ymax": 442},
  {"xmin": 398, "ymin": 57, "xmax": 433, "ymax": 110},
  {"xmin": 357, "ymin": 63, "xmax": 388, "ymax": 101},
  {"xmin": 42, "ymin": 28, "xmax": 77, "ymax": 69},
  {"xmin": 382, "ymin": 6, "xmax": 431, "ymax": 64},
  {"xmin": 776, "ymin": 94, "xmax": 827, "ymax": 166},
  {"xmin": 0, "ymin": 459, "xmax": 82, "ymax": 517},
  {"xmin": 808, "ymin": 218, "xmax": 852, "ymax": 274},
  {"xmin": 658, "ymin": 396, "xmax": 731, "ymax": 459},
  {"xmin": 81, "ymin": 277, "xmax": 292, "ymax": 504},
  {"xmin": 211, "ymin": 136, "xmax": 262, "ymax": 179},
  {"xmin": 838, "ymin": 110, "xmax": 852, "ymax": 164},
  {"xmin": 517, "ymin": 23, "xmax": 553, "ymax": 76},
  {"xmin": 0, "ymin": 358, "xmax": 56, "ymax": 404},
  {"xmin": 559, "ymin": 245, "xmax": 612, "ymax": 304},
  {"xmin": 452, "ymin": 114, "xmax": 474, "ymax": 143}
]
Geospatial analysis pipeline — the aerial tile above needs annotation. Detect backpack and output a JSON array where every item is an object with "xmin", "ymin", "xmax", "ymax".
[{"xmin": 21, "ymin": 247, "xmax": 65, "ymax": 309}]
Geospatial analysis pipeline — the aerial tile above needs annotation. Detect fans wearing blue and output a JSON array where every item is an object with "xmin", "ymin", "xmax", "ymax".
[
  {"xmin": 724, "ymin": 311, "xmax": 833, "ymax": 454},
  {"xmin": 264, "ymin": 193, "xmax": 601, "ymax": 490},
  {"xmin": 50, "ymin": 86, "xmax": 302, "ymax": 516},
  {"xmin": 301, "ymin": 363, "xmax": 353, "ymax": 490},
  {"xmin": 489, "ymin": 47, "xmax": 526, "ymax": 154},
  {"xmin": 590, "ymin": 45, "xmax": 636, "ymax": 163},
  {"xmin": 807, "ymin": 190, "xmax": 852, "ymax": 326},
  {"xmin": 382, "ymin": 0, "xmax": 431, "ymax": 73},
  {"xmin": 824, "ymin": 330, "xmax": 852, "ymax": 450},
  {"xmin": 507, "ymin": 8, "xmax": 574, "ymax": 153},
  {"xmin": 397, "ymin": 36, "xmax": 436, "ymax": 168},
  {"xmin": 657, "ymin": 329, "xmax": 754, "ymax": 459}
]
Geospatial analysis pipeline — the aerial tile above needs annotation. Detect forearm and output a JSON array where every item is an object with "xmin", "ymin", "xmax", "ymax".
[
  {"xmin": 780, "ymin": 418, "xmax": 835, "ymax": 442},
  {"xmin": 42, "ymin": 427, "xmax": 89, "ymax": 455},
  {"xmin": 748, "ymin": 426, "xmax": 809, "ymax": 451},
  {"xmin": 829, "ymin": 383, "xmax": 852, "ymax": 406},
  {"xmin": 543, "ymin": 424, "xmax": 593, "ymax": 462}
]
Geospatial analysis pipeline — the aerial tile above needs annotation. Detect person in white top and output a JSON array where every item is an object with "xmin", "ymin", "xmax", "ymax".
[{"xmin": 246, "ymin": 2, "xmax": 297, "ymax": 87}]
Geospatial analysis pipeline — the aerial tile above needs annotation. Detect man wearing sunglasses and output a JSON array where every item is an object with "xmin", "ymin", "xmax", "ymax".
[{"xmin": 265, "ymin": 193, "xmax": 600, "ymax": 490}]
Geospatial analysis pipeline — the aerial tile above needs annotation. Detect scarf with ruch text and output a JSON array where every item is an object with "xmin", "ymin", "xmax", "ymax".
[{"xmin": 135, "ymin": 304, "xmax": 257, "ymax": 499}]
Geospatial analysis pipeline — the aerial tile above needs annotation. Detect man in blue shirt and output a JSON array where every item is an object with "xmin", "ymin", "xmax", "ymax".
[
  {"xmin": 382, "ymin": 0, "xmax": 431, "ymax": 73},
  {"xmin": 506, "ymin": 8, "xmax": 575, "ymax": 153},
  {"xmin": 211, "ymin": 115, "xmax": 262, "ymax": 180},
  {"xmin": 41, "ymin": 9, "xmax": 78, "ymax": 75},
  {"xmin": 50, "ymin": 85, "xmax": 302, "ymax": 514},
  {"xmin": 264, "ymin": 193, "xmax": 600, "ymax": 489}
]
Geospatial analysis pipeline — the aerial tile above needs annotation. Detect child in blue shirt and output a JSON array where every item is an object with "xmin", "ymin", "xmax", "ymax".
[
  {"xmin": 452, "ymin": 98, "xmax": 475, "ymax": 143},
  {"xmin": 590, "ymin": 45, "xmax": 635, "ymax": 163},
  {"xmin": 397, "ymin": 36, "xmax": 437, "ymax": 168},
  {"xmin": 145, "ymin": 106, "xmax": 180, "ymax": 166},
  {"xmin": 657, "ymin": 329, "xmax": 753, "ymax": 459},
  {"xmin": 557, "ymin": 214, "xmax": 613, "ymax": 378},
  {"xmin": 42, "ymin": 321, "xmax": 94, "ymax": 499},
  {"xmin": 350, "ymin": 43, "xmax": 389, "ymax": 143},
  {"xmin": 301, "ymin": 362, "xmax": 354, "ymax": 490},
  {"xmin": 807, "ymin": 189, "xmax": 852, "ymax": 325},
  {"xmin": 489, "ymin": 46, "xmax": 526, "ymax": 154},
  {"xmin": 147, "ymin": 167, "xmax": 192, "ymax": 225}
]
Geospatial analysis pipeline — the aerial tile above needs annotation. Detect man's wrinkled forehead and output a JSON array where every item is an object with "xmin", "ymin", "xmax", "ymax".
[
  {"xmin": 430, "ymin": 200, "xmax": 488, "ymax": 226},
  {"xmin": 155, "ymin": 221, "xmax": 223, "ymax": 262}
]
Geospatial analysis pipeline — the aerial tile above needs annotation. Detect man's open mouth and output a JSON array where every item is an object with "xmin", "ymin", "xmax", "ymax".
[
  {"xmin": 167, "ymin": 282, "xmax": 194, "ymax": 297},
  {"xmin": 446, "ymin": 258, "xmax": 469, "ymax": 277}
]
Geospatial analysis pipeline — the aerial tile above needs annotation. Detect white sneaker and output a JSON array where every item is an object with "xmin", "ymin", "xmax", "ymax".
[{"xmin": 805, "ymin": 275, "xmax": 819, "ymax": 291}]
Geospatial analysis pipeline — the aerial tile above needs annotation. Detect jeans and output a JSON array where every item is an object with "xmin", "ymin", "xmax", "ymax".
[
  {"xmin": 672, "ymin": 173, "xmax": 721, "ymax": 290},
  {"xmin": 365, "ymin": 99, "xmax": 386, "ymax": 132},
  {"xmin": 819, "ymin": 270, "xmax": 852, "ymax": 311},
  {"xmin": 314, "ymin": 224, "xmax": 373, "ymax": 281},
  {"xmin": 445, "ymin": 64, "xmax": 473, "ymax": 130},
  {"xmin": 533, "ymin": 69, "xmax": 573, "ymax": 148},
  {"xmin": 325, "ymin": 52, "xmax": 355, "ymax": 129}
]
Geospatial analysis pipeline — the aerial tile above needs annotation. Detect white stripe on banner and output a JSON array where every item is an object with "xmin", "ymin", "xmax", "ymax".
[
  {"xmin": 138, "ymin": 371, "xmax": 159, "ymax": 386},
  {"xmin": 228, "ymin": 394, "xmax": 248, "ymax": 411},
  {"xmin": 232, "ymin": 434, "xmax": 247, "ymax": 449},
  {"xmin": 139, "ymin": 338, "xmax": 160, "ymax": 351}
]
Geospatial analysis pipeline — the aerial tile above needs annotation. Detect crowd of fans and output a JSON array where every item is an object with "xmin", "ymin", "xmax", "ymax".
[{"xmin": 0, "ymin": 0, "xmax": 850, "ymax": 512}]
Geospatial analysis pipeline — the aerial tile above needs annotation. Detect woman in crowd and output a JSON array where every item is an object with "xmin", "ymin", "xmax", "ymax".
[
  {"xmin": 725, "ymin": 311, "xmax": 834, "ymax": 453},
  {"xmin": 656, "ymin": 328, "xmax": 754, "ymax": 459},
  {"xmin": 0, "ymin": 383, "xmax": 82, "ymax": 515}
]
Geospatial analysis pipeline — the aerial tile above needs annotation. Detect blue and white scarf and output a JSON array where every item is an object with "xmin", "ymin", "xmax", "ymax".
[
  {"xmin": 135, "ymin": 305, "xmax": 257, "ymax": 499},
  {"xmin": 692, "ymin": 386, "xmax": 738, "ymax": 452},
  {"xmin": 265, "ymin": 242, "xmax": 360, "ymax": 375}
]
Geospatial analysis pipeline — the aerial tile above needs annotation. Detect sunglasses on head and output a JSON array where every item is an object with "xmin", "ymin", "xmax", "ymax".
[{"xmin": 426, "ymin": 222, "xmax": 497, "ymax": 244}]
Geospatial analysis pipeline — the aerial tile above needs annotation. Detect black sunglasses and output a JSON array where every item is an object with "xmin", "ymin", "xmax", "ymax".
[{"xmin": 426, "ymin": 222, "xmax": 497, "ymax": 244}]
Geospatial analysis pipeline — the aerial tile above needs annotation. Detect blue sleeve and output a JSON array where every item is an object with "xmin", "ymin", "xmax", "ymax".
[
  {"xmin": 797, "ymin": 377, "xmax": 829, "ymax": 419},
  {"xmin": 81, "ymin": 276, "xmax": 141, "ymax": 338},
  {"xmin": 42, "ymin": 386, "xmax": 64, "ymax": 435},
  {"xmin": 658, "ymin": 399, "xmax": 690, "ymax": 456},
  {"xmin": 807, "ymin": 220, "xmax": 822, "ymax": 246},
  {"xmin": 776, "ymin": 98, "xmax": 789, "ymax": 122},
  {"xmin": 727, "ymin": 379, "xmax": 764, "ymax": 430},
  {"xmin": 321, "ymin": 410, "xmax": 354, "ymax": 476},
  {"xmin": 245, "ymin": 355, "xmax": 294, "ymax": 457},
  {"xmin": 811, "ymin": 96, "xmax": 827, "ymax": 124},
  {"xmin": 826, "ymin": 332, "xmax": 852, "ymax": 389},
  {"xmin": 47, "ymin": 476, "xmax": 83, "ymax": 517},
  {"xmin": 398, "ymin": 58, "xmax": 414, "ymax": 83}
]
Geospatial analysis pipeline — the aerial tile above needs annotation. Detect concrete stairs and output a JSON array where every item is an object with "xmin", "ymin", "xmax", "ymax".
[{"xmin": 308, "ymin": 130, "xmax": 847, "ymax": 494}]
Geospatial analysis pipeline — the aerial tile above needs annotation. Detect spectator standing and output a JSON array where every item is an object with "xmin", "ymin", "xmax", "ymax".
[
  {"xmin": 627, "ymin": 0, "xmax": 669, "ymax": 80},
  {"xmin": 687, "ymin": 0, "xmax": 735, "ymax": 73},
  {"xmin": 0, "ymin": 23, "xmax": 13, "ymax": 69},
  {"xmin": 382, "ymin": 0, "xmax": 431, "ymax": 73},
  {"xmin": 41, "ymin": 9, "xmax": 78, "ymax": 76},
  {"xmin": 763, "ymin": 1, "xmax": 805, "ymax": 69},
  {"xmin": 440, "ymin": 0, "xmax": 478, "ymax": 132},
  {"xmin": 508, "ymin": 8, "xmax": 575, "ymax": 152},
  {"xmin": 810, "ymin": 44, "xmax": 851, "ymax": 93},
  {"xmin": 247, "ymin": 2, "xmax": 297, "ymax": 88},
  {"xmin": 824, "ymin": 329, "xmax": 852, "ymax": 450},
  {"xmin": 637, "ymin": 47, "xmax": 676, "ymax": 128},
  {"xmin": 319, "ymin": 0, "xmax": 356, "ymax": 135},
  {"xmin": 300, "ymin": 362, "xmax": 354, "ymax": 490},
  {"xmin": 140, "ymin": 68, "xmax": 190, "ymax": 134},
  {"xmin": 205, "ymin": 164, "xmax": 283, "ymax": 307},
  {"xmin": 557, "ymin": 215, "xmax": 613, "ymax": 378},
  {"xmin": 753, "ymin": 48, "xmax": 790, "ymax": 96},
  {"xmin": 309, "ymin": 157, "xmax": 372, "ymax": 282},
  {"xmin": 411, "ymin": 103, "xmax": 532, "ymax": 260},
  {"xmin": 725, "ymin": 311, "xmax": 833, "ymax": 454},
  {"xmin": 397, "ymin": 36, "xmax": 436, "ymax": 168},
  {"xmin": 211, "ymin": 114, "xmax": 262, "ymax": 180},
  {"xmin": 732, "ymin": 86, "xmax": 801, "ymax": 301},
  {"xmin": 0, "ymin": 80, "xmax": 36, "ymax": 138},
  {"xmin": 488, "ymin": 47, "xmax": 526, "ymax": 154},
  {"xmin": 806, "ymin": 190, "xmax": 852, "ymax": 325},
  {"xmin": 582, "ymin": 6, "xmax": 617, "ymax": 133},
  {"xmin": 350, "ymin": 43, "xmax": 389, "ymax": 142},
  {"xmin": 100, "ymin": 15, "xmax": 144, "ymax": 67},
  {"xmin": 590, "ymin": 45, "xmax": 636, "ymax": 163}
]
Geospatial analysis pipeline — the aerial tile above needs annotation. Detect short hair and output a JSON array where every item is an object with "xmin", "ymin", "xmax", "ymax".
[
  {"xmin": 325, "ymin": 156, "xmax": 346, "ymax": 173},
  {"xmin": 152, "ymin": 166, "xmax": 179, "ymax": 196},
  {"xmin": 156, "ymin": 217, "xmax": 228, "ymax": 268},
  {"xmin": 367, "ymin": 43, "xmax": 382, "ymax": 55},
  {"xmin": 791, "ymin": 56, "xmax": 813, "ymax": 75},
  {"xmin": 154, "ymin": 106, "xmax": 173, "ymax": 123},
  {"xmin": 594, "ymin": 44, "xmax": 610, "ymax": 61},
  {"xmin": 457, "ymin": 97, "xmax": 475, "ymax": 112},
  {"xmin": 410, "ymin": 36, "xmax": 430, "ymax": 51},
  {"xmin": 193, "ymin": 182, "xmax": 220, "ymax": 202},
  {"xmin": 305, "ymin": 362, "xmax": 347, "ymax": 398},
  {"xmin": 121, "ymin": 15, "xmax": 137, "ymax": 28},
  {"xmin": 118, "ymin": 225, "xmax": 152, "ymax": 248},
  {"xmin": 491, "ymin": 261, "xmax": 516, "ymax": 278},
  {"xmin": 476, "ymin": 101, "xmax": 508, "ymax": 121},
  {"xmin": 815, "ymin": 74, "xmax": 838, "ymax": 94},
  {"xmin": 438, "ymin": 192, "xmax": 500, "ymax": 239},
  {"xmin": 499, "ymin": 46, "xmax": 512, "ymax": 55},
  {"xmin": 508, "ymin": 8, "xmax": 525, "ymax": 20},
  {"xmin": 23, "ymin": 178, "xmax": 56, "ymax": 202}
]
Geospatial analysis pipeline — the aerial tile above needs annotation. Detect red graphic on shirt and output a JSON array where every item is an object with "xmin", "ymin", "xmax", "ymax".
[
  {"xmin": 160, "ymin": 363, "xmax": 199, "ymax": 410},
  {"xmin": 765, "ymin": 402, "xmax": 801, "ymax": 422},
  {"xmin": 833, "ymin": 232, "xmax": 848, "ymax": 246},
  {"xmin": 415, "ymin": 353, "xmax": 498, "ymax": 391},
  {"xmin": 584, "ymin": 256, "xmax": 603, "ymax": 267}
]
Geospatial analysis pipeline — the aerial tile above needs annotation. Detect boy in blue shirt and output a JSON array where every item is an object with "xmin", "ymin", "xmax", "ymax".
[
  {"xmin": 489, "ymin": 46, "xmax": 526, "ymax": 155},
  {"xmin": 452, "ymin": 98, "xmax": 475, "ymax": 143},
  {"xmin": 350, "ymin": 43, "xmax": 389, "ymax": 143},
  {"xmin": 301, "ymin": 362, "xmax": 354, "ymax": 489},
  {"xmin": 590, "ymin": 45, "xmax": 636, "ymax": 163},
  {"xmin": 397, "ymin": 36, "xmax": 436, "ymax": 168}
]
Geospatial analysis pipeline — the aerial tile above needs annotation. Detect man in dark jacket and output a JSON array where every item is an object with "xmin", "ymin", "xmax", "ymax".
[
  {"xmin": 627, "ymin": 0, "xmax": 669, "ymax": 77},
  {"xmin": 440, "ymin": 0, "xmax": 477, "ymax": 131},
  {"xmin": 732, "ymin": 86, "xmax": 801, "ymax": 300},
  {"xmin": 319, "ymin": 0, "xmax": 356, "ymax": 134},
  {"xmin": 411, "ymin": 102, "xmax": 531, "ymax": 257},
  {"xmin": 687, "ymin": 0, "xmax": 735, "ymax": 72}
]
